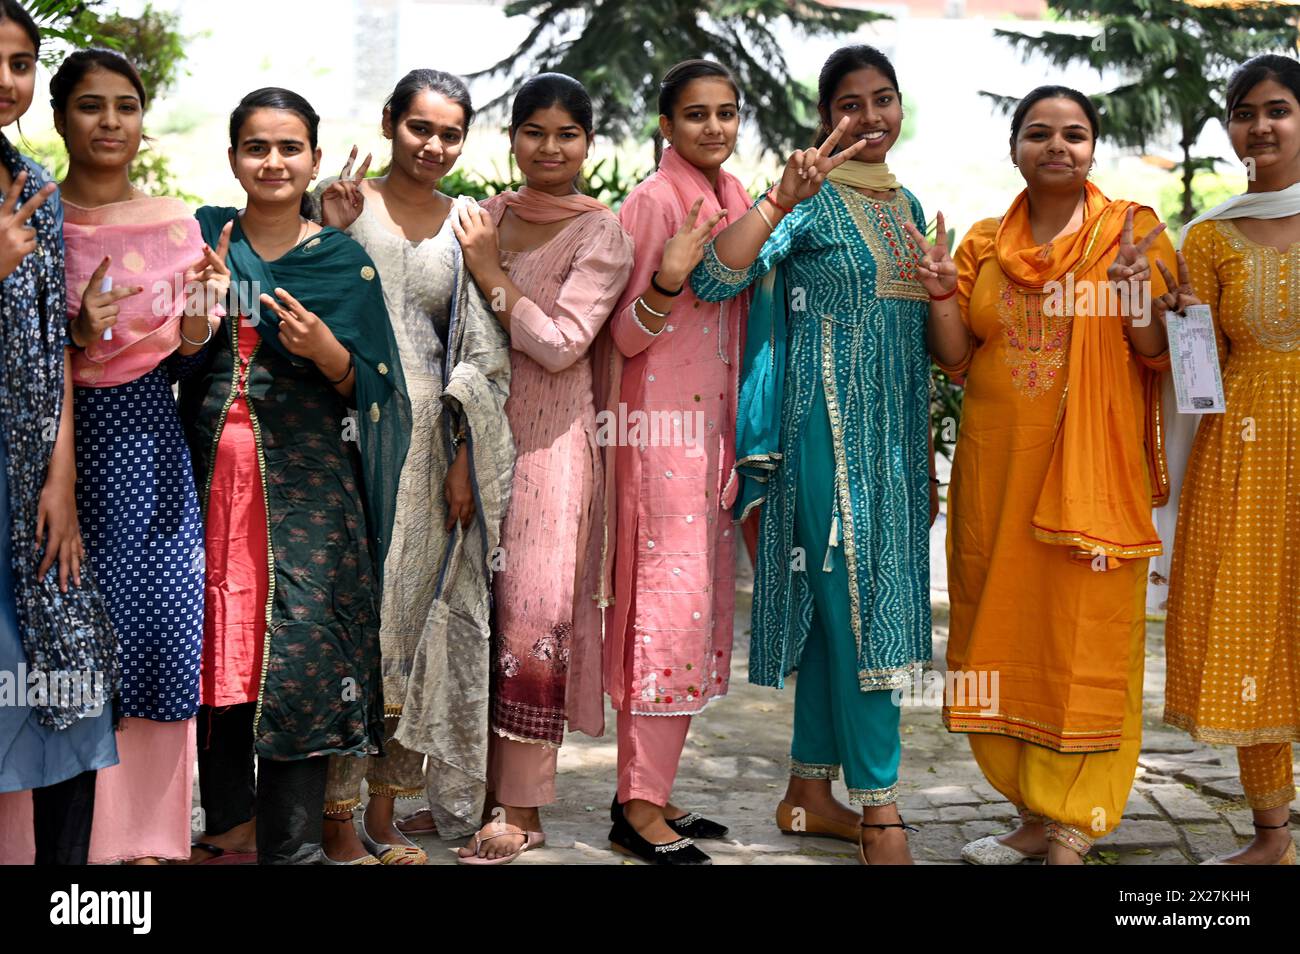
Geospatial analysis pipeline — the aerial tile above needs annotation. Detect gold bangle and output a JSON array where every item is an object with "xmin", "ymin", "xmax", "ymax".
[{"xmin": 755, "ymin": 202, "xmax": 775, "ymax": 232}]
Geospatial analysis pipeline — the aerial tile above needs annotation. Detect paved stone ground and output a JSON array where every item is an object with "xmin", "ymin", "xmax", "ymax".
[{"xmin": 344, "ymin": 505, "xmax": 1300, "ymax": 865}]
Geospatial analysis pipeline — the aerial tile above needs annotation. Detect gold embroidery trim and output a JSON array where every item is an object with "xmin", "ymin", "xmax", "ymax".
[
  {"xmin": 996, "ymin": 279, "xmax": 1070, "ymax": 399},
  {"xmin": 831, "ymin": 183, "xmax": 928, "ymax": 302},
  {"xmin": 1219, "ymin": 220, "xmax": 1300, "ymax": 352}
]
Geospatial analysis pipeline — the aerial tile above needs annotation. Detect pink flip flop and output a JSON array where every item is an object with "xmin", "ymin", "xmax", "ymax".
[{"xmin": 456, "ymin": 822, "xmax": 545, "ymax": 866}]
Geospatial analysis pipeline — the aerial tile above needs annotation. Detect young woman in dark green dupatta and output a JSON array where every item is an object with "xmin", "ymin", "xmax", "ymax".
[{"xmin": 178, "ymin": 88, "xmax": 409, "ymax": 866}]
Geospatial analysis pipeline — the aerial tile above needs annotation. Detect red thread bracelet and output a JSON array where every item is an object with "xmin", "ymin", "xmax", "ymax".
[
  {"xmin": 764, "ymin": 190, "xmax": 793, "ymax": 216},
  {"xmin": 930, "ymin": 287, "xmax": 957, "ymax": 302}
]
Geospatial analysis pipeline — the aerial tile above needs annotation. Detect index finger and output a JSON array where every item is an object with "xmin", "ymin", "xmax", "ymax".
[
  {"xmin": 215, "ymin": 219, "xmax": 234, "ymax": 261},
  {"xmin": 273, "ymin": 286, "xmax": 309, "ymax": 317},
  {"xmin": 903, "ymin": 221, "xmax": 932, "ymax": 254},
  {"xmin": 1120, "ymin": 207, "xmax": 1134, "ymax": 247},
  {"xmin": 1134, "ymin": 221, "xmax": 1167, "ymax": 255},
  {"xmin": 88, "ymin": 255, "xmax": 112, "ymax": 289},
  {"xmin": 1155, "ymin": 258, "xmax": 1176, "ymax": 292},
  {"xmin": 1176, "ymin": 250, "xmax": 1191, "ymax": 289},
  {"xmin": 106, "ymin": 284, "xmax": 144, "ymax": 304},
  {"xmin": 827, "ymin": 136, "xmax": 868, "ymax": 168},
  {"xmin": 683, "ymin": 196, "xmax": 704, "ymax": 232},
  {"xmin": 354, "ymin": 153, "xmax": 372, "ymax": 182},
  {"xmin": 340, "ymin": 144, "xmax": 358, "ymax": 179},
  {"xmin": 817, "ymin": 116, "xmax": 852, "ymax": 159},
  {"xmin": 15, "ymin": 183, "xmax": 55, "ymax": 223},
  {"xmin": 934, "ymin": 211, "xmax": 949, "ymax": 254}
]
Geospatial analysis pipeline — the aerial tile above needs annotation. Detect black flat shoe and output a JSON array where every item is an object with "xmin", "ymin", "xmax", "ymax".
[
  {"xmin": 609, "ymin": 818, "xmax": 712, "ymax": 865},
  {"xmin": 666, "ymin": 811, "xmax": 729, "ymax": 840},
  {"xmin": 612, "ymin": 795, "xmax": 729, "ymax": 840}
]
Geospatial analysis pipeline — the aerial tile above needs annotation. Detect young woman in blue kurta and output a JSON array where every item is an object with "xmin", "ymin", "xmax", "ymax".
[{"xmin": 691, "ymin": 46, "xmax": 936, "ymax": 866}]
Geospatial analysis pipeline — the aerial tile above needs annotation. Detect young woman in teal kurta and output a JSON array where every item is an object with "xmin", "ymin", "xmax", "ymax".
[{"xmin": 691, "ymin": 46, "xmax": 933, "ymax": 865}]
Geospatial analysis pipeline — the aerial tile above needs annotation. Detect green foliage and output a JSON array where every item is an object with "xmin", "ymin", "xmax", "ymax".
[
  {"xmin": 982, "ymin": 0, "xmax": 1300, "ymax": 222},
  {"xmin": 18, "ymin": 0, "xmax": 197, "ymax": 203},
  {"xmin": 1158, "ymin": 169, "xmax": 1239, "ymax": 233},
  {"xmin": 471, "ymin": 0, "xmax": 887, "ymax": 156}
]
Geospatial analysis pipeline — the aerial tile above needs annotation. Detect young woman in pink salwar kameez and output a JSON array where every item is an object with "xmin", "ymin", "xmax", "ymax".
[
  {"xmin": 601, "ymin": 60, "xmax": 753, "ymax": 865},
  {"xmin": 451, "ymin": 73, "xmax": 633, "ymax": 864}
]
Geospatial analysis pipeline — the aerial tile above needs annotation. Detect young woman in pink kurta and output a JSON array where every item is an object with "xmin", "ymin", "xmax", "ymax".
[
  {"xmin": 452, "ymin": 73, "xmax": 633, "ymax": 863},
  {"xmin": 601, "ymin": 60, "xmax": 752, "ymax": 865}
]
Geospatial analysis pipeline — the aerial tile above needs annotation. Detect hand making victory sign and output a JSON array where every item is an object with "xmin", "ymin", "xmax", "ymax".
[
  {"xmin": 0, "ymin": 170, "xmax": 56, "ymax": 279},
  {"xmin": 1107, "ymin": 207, "xmax": 1165, "ymax": 297},
  {"xmin": 905, "ymin": 210, "xmax": 958, "ymax": 299},
  {"xmin": 259, "ymin": 286, "xmax": 352, "ymax": 392},
  {"xmin": 771, "ymin": 115, "xmax": 871, "ymax": 209},
  {"xmin": 1151, "ymin": 252, "xmax": 1201, "ymax": 324},
  {"xmin": 659, "ymin": 196, "xmax": 728, "ymax": 289},
  {"xmin": 320, "ymin": 144, "xmax": 372, "ymax": 230}
]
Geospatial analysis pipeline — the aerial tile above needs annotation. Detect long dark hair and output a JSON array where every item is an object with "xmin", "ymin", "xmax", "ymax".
[
  {"xmin": 815, "ymin": 45, "xmax": 900, "ymax": 147},
  {"xmin": 654, "ymin": 58, "xmax": 739, "ymax": 165},
  {"xmin": 385, "ymin": 68, "xmax": 474, "ymax": 129},
  {"xmin": 509, "ymin": 72, "xmax": 594, "ymax": 138},
  {"xmin": 229, "ymin": 87, "xmax": 319, "ymax": 217},
  {"xmin": 51, "ymin": 49, "xmax": 149, "ymax": 115},
  {"xmin": 1225, "ymin": 54, "xmax": 1300, "ymax": 119},
  {"xmin": 1008, "ymin": 85, "xmax": 1101, "ymax": 154}
]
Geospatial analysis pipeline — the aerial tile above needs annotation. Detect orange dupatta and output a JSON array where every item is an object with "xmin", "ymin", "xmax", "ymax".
[{"xmin": 995, "ymin": 182, "xmax": 1170, "ymax": 563}]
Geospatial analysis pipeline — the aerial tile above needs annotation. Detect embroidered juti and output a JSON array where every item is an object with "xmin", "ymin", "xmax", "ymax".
[
  {"xmin": 1165, "ymin": 220, "xmax": 1300, "ymax": 810},
  {"xmin": 179, "ymin": 207, "xmax": 409, "ymax": 861},
  {"xmin": 692, "ymin": 177, "xmax": 933, "ymax": 805},
  {"xmin": 941, "ymin": 184, "xmax": 1175, "ymax": 848},
  {"xmin": 62, "ymin": 196, "xmax": 206, "ymax": 863},
  {"xmin": 479, "ymin": 189, "xmax": 632, "ymax": 806},
  {"xmin": 318, "ymin": 189, "xmax": 514, "ymax": 833}
]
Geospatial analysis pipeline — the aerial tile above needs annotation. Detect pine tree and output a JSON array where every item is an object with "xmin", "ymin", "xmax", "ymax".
[
  {"xmin": 985, "ymin": 0, "xmax": 1300, "ymax": 223},
  {"xmin": 469, "ymin": 0, "xmax": 886, "ymax": 154}
]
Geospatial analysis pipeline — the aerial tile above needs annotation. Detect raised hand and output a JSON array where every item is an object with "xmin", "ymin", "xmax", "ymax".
[
  {"xmin": 905, "ymin": 211, "xmax": 957, "ymax": 299},
  {"xmin": 772, "ymin": 116, "xmax": 870, "ymax": 208},
  {"xmin": 0, "ymin": 171, "xmax": 56, "ymax": 279},
  {"xmin": 450, "ymin": 201, "xmax": 500, "ymax": 278},
  {"xmin": 320, "ymin": 145, "xmax": 372, "ymax": 230},
  {"xmin": 1151, "ymin": 252, "xmax": 1201, "ymax": 324},
  {"xmin": 658, "ymin": 196, "xmax": 728, "ymax": 289},
  {"xmin": 71, "ymin": 255, "xmax": 144, "ymax": 348},
  {"xmin": 1107, "ymin": 207, "xmax": 1166, "ymax": 287},
  {"xmin": 259, "ymin": 286, "xmax": 341, "ymax": 365},
  {"xmin": 184, "ymin": 219, "xmax": 234, "ymax": 320}
]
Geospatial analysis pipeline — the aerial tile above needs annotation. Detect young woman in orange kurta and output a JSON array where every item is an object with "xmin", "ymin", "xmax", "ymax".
[{"xmin": 911, "ymin": 87, "xmax": 1176, "ymax": 865}]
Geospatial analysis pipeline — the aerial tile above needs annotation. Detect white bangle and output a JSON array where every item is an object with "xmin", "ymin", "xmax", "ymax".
[
  {"xmin": 636, "ymin": 296, "xmax": 670, "ymax": 319},
  {"xmin": 755, "ymin": 202, "xmax": 775, "ymax": 232},
  {"xmin": 180, "ymin": 316, "xmax": 216, "ymax": 348}
]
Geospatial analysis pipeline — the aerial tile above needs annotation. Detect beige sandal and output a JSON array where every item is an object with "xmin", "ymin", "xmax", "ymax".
[{"xmin": 457, "ymin": 821, "xmax": 545, "ymax": 866}]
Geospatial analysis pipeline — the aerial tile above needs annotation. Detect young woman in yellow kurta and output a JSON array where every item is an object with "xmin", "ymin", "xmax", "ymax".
[
  {"xmin": 1165, "ymin": 55, "xmax": 1300, "ymax": 866},
  {"xmin": 910, "ymin": 87, "xmax": 1176, "ymax": 865}
]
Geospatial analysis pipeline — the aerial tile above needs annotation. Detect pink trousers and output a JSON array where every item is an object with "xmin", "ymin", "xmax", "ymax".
[
  {"xmin": 0, "ymin": 717, "xmax": 195, "ymax": 864},
  {"xmin": 487, "ymin": 734, "xmax": 559, "ymax": 808},
  {"xmin": 616, "ymin": 710, "xmax": 691, "ymax": 805}
]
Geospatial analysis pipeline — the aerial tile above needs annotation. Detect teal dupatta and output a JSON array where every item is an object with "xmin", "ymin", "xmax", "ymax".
[
  {"xmin": 733, "ymin": 267, "xmax": 789, "ymax": 523},
  {"xmin": 196, "ymin": 206, "xmax": 411, "ymax": 575}
]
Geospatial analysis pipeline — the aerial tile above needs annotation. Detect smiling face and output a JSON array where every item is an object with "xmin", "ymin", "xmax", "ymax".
[
  {"xmin": 510, "ymin": 104, "xmax": 590, "ymax": 190},
  {"xmin": 1012, "ymin": 97, "xmax": 1095, "ymax": 192},
  {"xmin": 660, "ymin": 77, "xmax": 739, "ymax": 174},
  {"xmin": 228, "ymin": 107, "xmax": 321, "ymax": 208},
  {"xmin": 0, "ymin": 18, "xmax": 36, "ymax": 129},
  {"xmin": 1227, "ymin": 77, "xmax": 1300, "ymax": 182},
  {"xmin": 384, "ymin": 89, "xmax": 467, "ymax": 187},
  {"xmin": 56, "ymin": 68, "xmax": 143, "ymax": 171},
  {"xmin": 820, "ymin": 66, "xmax": 902, "ymax": 163}
]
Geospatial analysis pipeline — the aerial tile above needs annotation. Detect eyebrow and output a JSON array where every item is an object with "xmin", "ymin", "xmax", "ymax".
[
  {"xmin": 75, "ymin": 93, "xmax": 141, "ymax": 102},
  {"xmin": 1024, "ymin": 121, "xmax": 1090, "ymax": 130},
  {"xmin": 1235, "ymin": 98, "xmax": 1292, "ymax": 108},
  {"xmin": 521, "ymin": 121, "xmax": 581, "ymax": 132},
  {"xmin": 680, "ymin": 102, "xmax": 738, "ymax": 110},
  {"xmin": 241, "ymin": 137, "xmax": 305, "ymax": 147}
]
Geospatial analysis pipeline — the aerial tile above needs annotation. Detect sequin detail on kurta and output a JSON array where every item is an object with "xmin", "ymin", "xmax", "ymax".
[
  {"xmin": 1165, "ymin": 220, "xmax": 1300, "ymax": 745},
  {"xmin": 483, "ymin": 202, "xmax": 633, "ymax": 744}
]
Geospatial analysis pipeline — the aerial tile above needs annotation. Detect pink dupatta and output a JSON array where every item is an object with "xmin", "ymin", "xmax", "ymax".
[{"xmin": 64, "ymin": 196, "xmax": 204, "ymax": 388}]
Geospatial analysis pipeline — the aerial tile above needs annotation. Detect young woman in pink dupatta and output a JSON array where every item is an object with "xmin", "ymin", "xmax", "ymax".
[
  {"xmin": 451, "ymin": 73, "xmax": 633, "ymax": 864},
  {"xmin": 56, "ymin": 51, "xmax": 219, "ymax": 864},
  {"xmin": 599, "ymin": 60, "xmax": 751, "ymax": 865}
]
